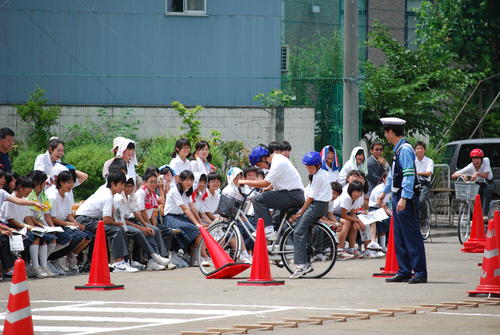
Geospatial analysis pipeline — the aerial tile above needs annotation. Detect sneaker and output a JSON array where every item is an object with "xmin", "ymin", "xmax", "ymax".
[
  {"xmin": 347, "ymin": 248, "xmax": 363, "ymax": 258},
  {"xmin": 374, "ymin": 251, "xmax": 386, "ymax": 258},
  {"xmin": 238, "ymin": 254, "xmax": 252, "ymax": 264},
  {"xmin": 42, "ymin": 266, "xmax": 56, "ymax": 278},
  {"xmin": 367, "ymin": 241, "xmax": 383, "ymax": 251},
  {"xmin": 252, "ymin": 226, "xmax": 277, "ymax": 241},
  {"xmin": 191, "ymin": 258, "xmax": 199, "ymax": 267},
  {"xmin": 67, "ymin": 256, "xmax": 79, "ymax": 270},
  {"xmin": 113, "ymin": 261, "xmax": 139, "ymax": 273},
  {"xmin": 200, "ymin": 257, "xmax": 212, "ymax": 267},
  {"xmin": 56, "ymin": 257, "xmax": 70, "ymax": 272},
  {"xmin": 32, "ymin": 266, "xmax": 48, "ymax": 279},
  {"xmin": 146, "ymin": 259, "xmax": 166, "ymax": 271},
  {"xmin": 48, "ymin": 262, "xmax": 66, "ymax": 276},
  {"xmin": 337, "ymin": 250, "xmax": 355, "ymax": 261},
  {"xmin": 131, "ymin": 261, "xmax": 146, "ymax": 270},
  {"xmin": 289, "ymin": 264, "xmax": 313, "ymax": 279},
  {"xmin": 151, "ymin": 253, "xmax": 172, "ymax": 267},
  {"xmin": 166, "ymin": 262, "xmax": 177, "ymax": 270}
]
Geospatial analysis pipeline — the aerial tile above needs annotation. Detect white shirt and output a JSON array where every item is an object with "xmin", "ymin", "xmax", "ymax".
[
  {"xmin": 164, "ymin": 186, "xmax": 192, "ymax": 215},
  {"xmin": 307, "ymin": 169, "xmax": 332, "ymax": 202},
  {"xmin": 328, "ymin": 191, "xmax": 363, "ymax": 215},
  {"xmin": 34, "ymin": 151, "xmax": 57, "ymax": 175},
  {"xmin": 338, "ymin": 161, "xmax": 364, "ymax": 186},
  {"xmin": 222, "ymin": 184, "xmax": 243, "ymax": 201},
  {"xmin": 1, "ymin": 194, "xmax": 30, "ymax": 224},
  {"xmin": 369, "ymin": 183, "xmax": 390, "ymax": 207},
  {"xmin": 192, "ymin": 191, "xmax": 205, "ymax": 212},
  {"xmin": 170, "ymin": 155, "xmax": 192, "ymax": 176},
  {"xmin": 75, "ymin": 188, "xmax": 114, "ymax": 218},
  {"xmin": 202, "ymin": 189, "xmax": 221, "ymax": 213},
  {"xmin": 135, "ymin": 187, "xmax": 157, "ymax": 218},
  {"xmin": 0, "ymin": 189, "xmax": 10, "ymax": 209},
  {"xmin": 190, "ymin": 156, "xmax": 210, "ymax": 176},
  {"xmin": 114, "ymin": 192, "xmax": 139, "ymax": 219},
  {"xmin": 265, "ymin": 154, "xmax": 303, "ymax": 191},
  {"xmin": 47, "ymin": 188, "xmax": 72, "ymax": 221},
  {"xmin": 455, "ymin": 157, "xmax": 493, "ymax": 180},
  {"xmin": 415, "ymin": 156, "xmax": 434, "ymax": 182}
]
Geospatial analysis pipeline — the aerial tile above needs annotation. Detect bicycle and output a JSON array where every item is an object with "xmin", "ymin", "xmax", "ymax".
[
  {"xmin": 197, "ymin": 188, "xmax": 338, "ymax": 278},
  {"xmin": 454, "ymin": 177, "xmax": 480, "ymax": 244},
  {"xmin": 419, "ymin": 197, "xmax": 431, "ymax": 240}
]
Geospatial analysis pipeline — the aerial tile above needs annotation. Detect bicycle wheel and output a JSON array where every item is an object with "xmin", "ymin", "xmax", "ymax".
[
  {"xmin": 280, "ymin": 222, "xmax": 337, "ymax": 278},
  {"xmin": 197, "ymin": 221, "xmax": 243, "ymax": 276},
  {"xmin": 419, "ymin": 198, "xmax": 431, "ymax": 240},
  {"xmin": 457, "ymin": 202, "xmax": 471, "ymax": 244}
]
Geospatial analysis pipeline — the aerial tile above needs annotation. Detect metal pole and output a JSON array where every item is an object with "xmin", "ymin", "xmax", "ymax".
[{"xmin": 342, "ymin": 0, "xmax": 359, "ymax": 163}]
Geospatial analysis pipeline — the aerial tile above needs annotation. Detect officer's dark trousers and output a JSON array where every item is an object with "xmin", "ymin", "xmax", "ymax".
[{"xmin": 392, "ymin": 192, "xmax": 427, "ymax": 279}]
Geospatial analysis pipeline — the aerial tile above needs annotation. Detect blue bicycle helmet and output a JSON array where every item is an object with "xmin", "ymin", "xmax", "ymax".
[
  {"xmin": 249, "ymin": 146, "xmax": 269, "ymax": 166},
  {"xmin": 302, "ymin": 151, "xmax": 321, "ymax": 165}
]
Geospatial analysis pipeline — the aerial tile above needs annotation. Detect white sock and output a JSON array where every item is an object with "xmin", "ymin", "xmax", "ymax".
[
  {"xmin": 379, "ymin": 235, "xmax": 387, "ymax": 247},
  {"xmin": 29, "ymin": 245, "xmax": 40, "ymax": 268},
  {"xmin": 69, "ymin": 252, "xmax": 78, "ymax": 259},
  {"xmin": 47, "ymin": 242, "xmax": 56, "ymax": 256},
  {"xmin": 39, "ymin": 244, "xmax": 48, "ymax": 268}
]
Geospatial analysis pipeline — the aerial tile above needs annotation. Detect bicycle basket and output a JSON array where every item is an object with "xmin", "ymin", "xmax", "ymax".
[
  {"xmin": 215, "ymin": 194, "xmax": 242, "ymax": 219},
  {"xmin": 454, "ymin": 181, "xmax": 480, "ymax": 201}
]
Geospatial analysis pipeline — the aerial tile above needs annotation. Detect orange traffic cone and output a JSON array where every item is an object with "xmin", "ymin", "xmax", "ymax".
[
  {"xmin": 2, "ymin": 258, "xmax": 34, "ymax": 335},
  {"xmin": 462, "ymin": 194, "xmax": 486, "ymax": 253},
  {"xmin": 468, "ymin": 211, "xmax": 500, "ymax": 297},
  {"xmin": 75, "ymin": 220, "xmax": 124, "ymax": 290},
  {"xmin": 238, "ymin": 218, "xmax": 285, "ymax": 286},
  {"xmin": 373, "ymin": 216, "xmax": 399, "ymax": 277},
  {"xmin": 199, "ymin": 225, "xmax": 250, "ymax": 279}
]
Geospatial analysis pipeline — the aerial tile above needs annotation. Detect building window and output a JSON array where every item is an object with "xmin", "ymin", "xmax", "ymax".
[
  {"xmin": 405, "ymin": 0, "xmax": 422, "ymax": 49},
  {"xmin": 281, "ymin": 46, "xmax": 289, "ymax": 73},
  {"xmin": 166, "ymin": 0, "xmax": 206, "ymax": 15}
]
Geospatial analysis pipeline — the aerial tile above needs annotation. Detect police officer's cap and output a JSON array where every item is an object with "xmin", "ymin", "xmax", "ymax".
[{"xmin": 380, "ymin": 117, "xmax": 406, "ymax": 126}]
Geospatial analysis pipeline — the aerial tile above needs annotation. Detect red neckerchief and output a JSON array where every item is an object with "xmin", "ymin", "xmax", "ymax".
[{"xmin": 141, "ymin": 184, "xmax": 158, "ymax": 210}]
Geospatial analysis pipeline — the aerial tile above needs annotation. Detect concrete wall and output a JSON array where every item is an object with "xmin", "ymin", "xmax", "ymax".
[
  {"xmin": 0, "ymin": 105, "xmax": 315, "ymax": 180},
  {"xmin": 0, "ymin": 0, "xmax": 281, "ymax": 106}
]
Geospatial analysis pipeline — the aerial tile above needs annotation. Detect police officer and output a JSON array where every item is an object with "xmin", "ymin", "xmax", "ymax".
[{"xmin": 377, "ymin": 117, "xmax": 427, "ymax": 284}]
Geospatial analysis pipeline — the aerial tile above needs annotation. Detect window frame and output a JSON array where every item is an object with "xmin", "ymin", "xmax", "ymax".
[{"xmin": 165, "ymin": 0, "xmax": 207, "ymax": 16}]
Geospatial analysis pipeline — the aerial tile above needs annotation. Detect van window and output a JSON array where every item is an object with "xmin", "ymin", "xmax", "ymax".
[
  {"xmin": 443, "ymin": 144, "xmax": 456, "ymax": 166},
  {"xmin": 457, "ymin": 143, "xmax": 500, "ymax": 169}
]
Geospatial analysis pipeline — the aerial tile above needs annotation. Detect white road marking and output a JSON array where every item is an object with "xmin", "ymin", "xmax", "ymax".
[{"xmin": 433, "ymin": 311, "xmax": 500, "ymax": 317}]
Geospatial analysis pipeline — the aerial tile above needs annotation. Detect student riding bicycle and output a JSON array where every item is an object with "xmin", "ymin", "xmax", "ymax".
[{"xmin": 451, "ymin": 148, "xmax": 495, "ymax": 217}]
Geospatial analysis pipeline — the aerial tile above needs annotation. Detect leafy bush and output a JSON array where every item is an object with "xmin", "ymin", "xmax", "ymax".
[
  {"xmin": 64, "ymin": 143, "xmax": 112, "ymax": 200},
  {"xmin": 11, "ymin": 147, "xmax": 39, "ymax": 176},
  {"xmin": 16, "ymin": 86, "xmax": 61, "ymax": 151},
  {"xmin": 172, "ymin": 101, "xmax": 203, "ymax": 144}
]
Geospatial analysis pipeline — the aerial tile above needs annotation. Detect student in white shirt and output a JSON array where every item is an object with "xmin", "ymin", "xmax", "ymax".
[
  {"xmin": 34, "ymin": 138, "xmax": 65, "ymax": 176},
  {"xmin": 169, "ymin": 138, "xmax": 192, "ymax": 182},
  {"xmin": 200, "ymin": 173, "xmax": 222, "ymax": 224},
  {"xmin": 47, "ymin": 171, "xmax": 92, "ymax": 273},
  {"xmin": 239, "ymin": 142, "xmax": 304, "ymax": 237},
  {"xmin": 332, "ymin": 181, "xmax": 365, "ymax": 259},
  {"xmin": 2, "ymin": 176, "xmax": 49, "ymax": 278},
  {"xmin": 115, "ymin": 175, "xmax": 174, "ymax": 271},
  {"xmin": 75, "ymin": 171, "xmax": 138, "ymax": 273},
  {"xmin": 289, "ymin": 152, "xmax": 332, "ymax": 278},
  {"xmin": 339, "ymin": 146, "xmax": 368, "ymax": 185},
  {"xmin": 452, "ymin": 148, "xmax": 495, "ymax": 216},
  {"xmin": 192, "ymin": 173, "xmax": 208, "ymax": 222},
  {"xmin": 191, "ymin": 140, "xmax": 215, "ymax": 176},
  {"xmin": 163, "ymin": 170, "xmax": 205, "ymax": 266},
  {"xmin": 414, "ymin": 141, "xmax": 434, "ymax": 222},
  {"xmin": 368, "ymin": 172, "xmax": 391, "ymax": 253},
  {"xmin": 320, "ymin": 145, "xmax": 340, "ymax": 183},
  {"xmin": 102, "ymin": 137, "xmax": 138, "ymax": 182}
]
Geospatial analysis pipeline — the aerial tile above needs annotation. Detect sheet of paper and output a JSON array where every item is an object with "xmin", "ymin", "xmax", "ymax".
[
  {"xmin": 12, "ymin": 226, "xmax": 27, "ymax": 236},
  {"xmin": 45, "ymin": 226, "xmax": 64, "ymax": 233},
  {"xmin": 357, "ymin": 208, "xmax": 389, "ymax": 225},
  {"xmin": 9, "ymin": 235, "xmax": 24, "ymax": 252}
]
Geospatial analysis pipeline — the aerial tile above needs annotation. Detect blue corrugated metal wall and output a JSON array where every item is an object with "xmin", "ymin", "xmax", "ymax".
[{"xmin": 0, "ymin": 0, "xmax": 282, "ymax": 106}]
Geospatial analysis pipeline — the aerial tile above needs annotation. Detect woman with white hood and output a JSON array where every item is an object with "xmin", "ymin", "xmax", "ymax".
[
  {"xmin": 320, "ymin": 145, "xmax": 341, "ymax": 183},
  {"xmin": 339, "ymin": 146, "xmax": 368, "ymax": 186},
  {"xmin": 102, "ymin": 137, "xmax": 138, "ymax": 182}
]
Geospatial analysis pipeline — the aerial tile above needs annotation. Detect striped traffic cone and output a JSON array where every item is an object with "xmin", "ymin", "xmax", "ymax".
[
  {"xmin": 468, "ymin": 211, "xmax": 500, "ymax": 297},
  {"xmin": 2, "ymin": 258, "xmax": 34, "ymax": 335}
]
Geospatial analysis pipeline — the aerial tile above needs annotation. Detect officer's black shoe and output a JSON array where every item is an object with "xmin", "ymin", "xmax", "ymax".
[
  {"xmin": 385, "ymin": 274, "xmax": 411, "ymax": 282},
  {"xmin": 408, "ymin": 276, "xmax": 427, "ymax": 284}
]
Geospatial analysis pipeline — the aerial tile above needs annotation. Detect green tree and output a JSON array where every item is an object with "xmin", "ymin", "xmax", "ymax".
[
  {"xmin": 171, "ymin": 101, "xmax": 203, "ymax": 144},
  {"xmin": 16, "ymin": 86, "xmax": 61, "ymax": 150}
]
